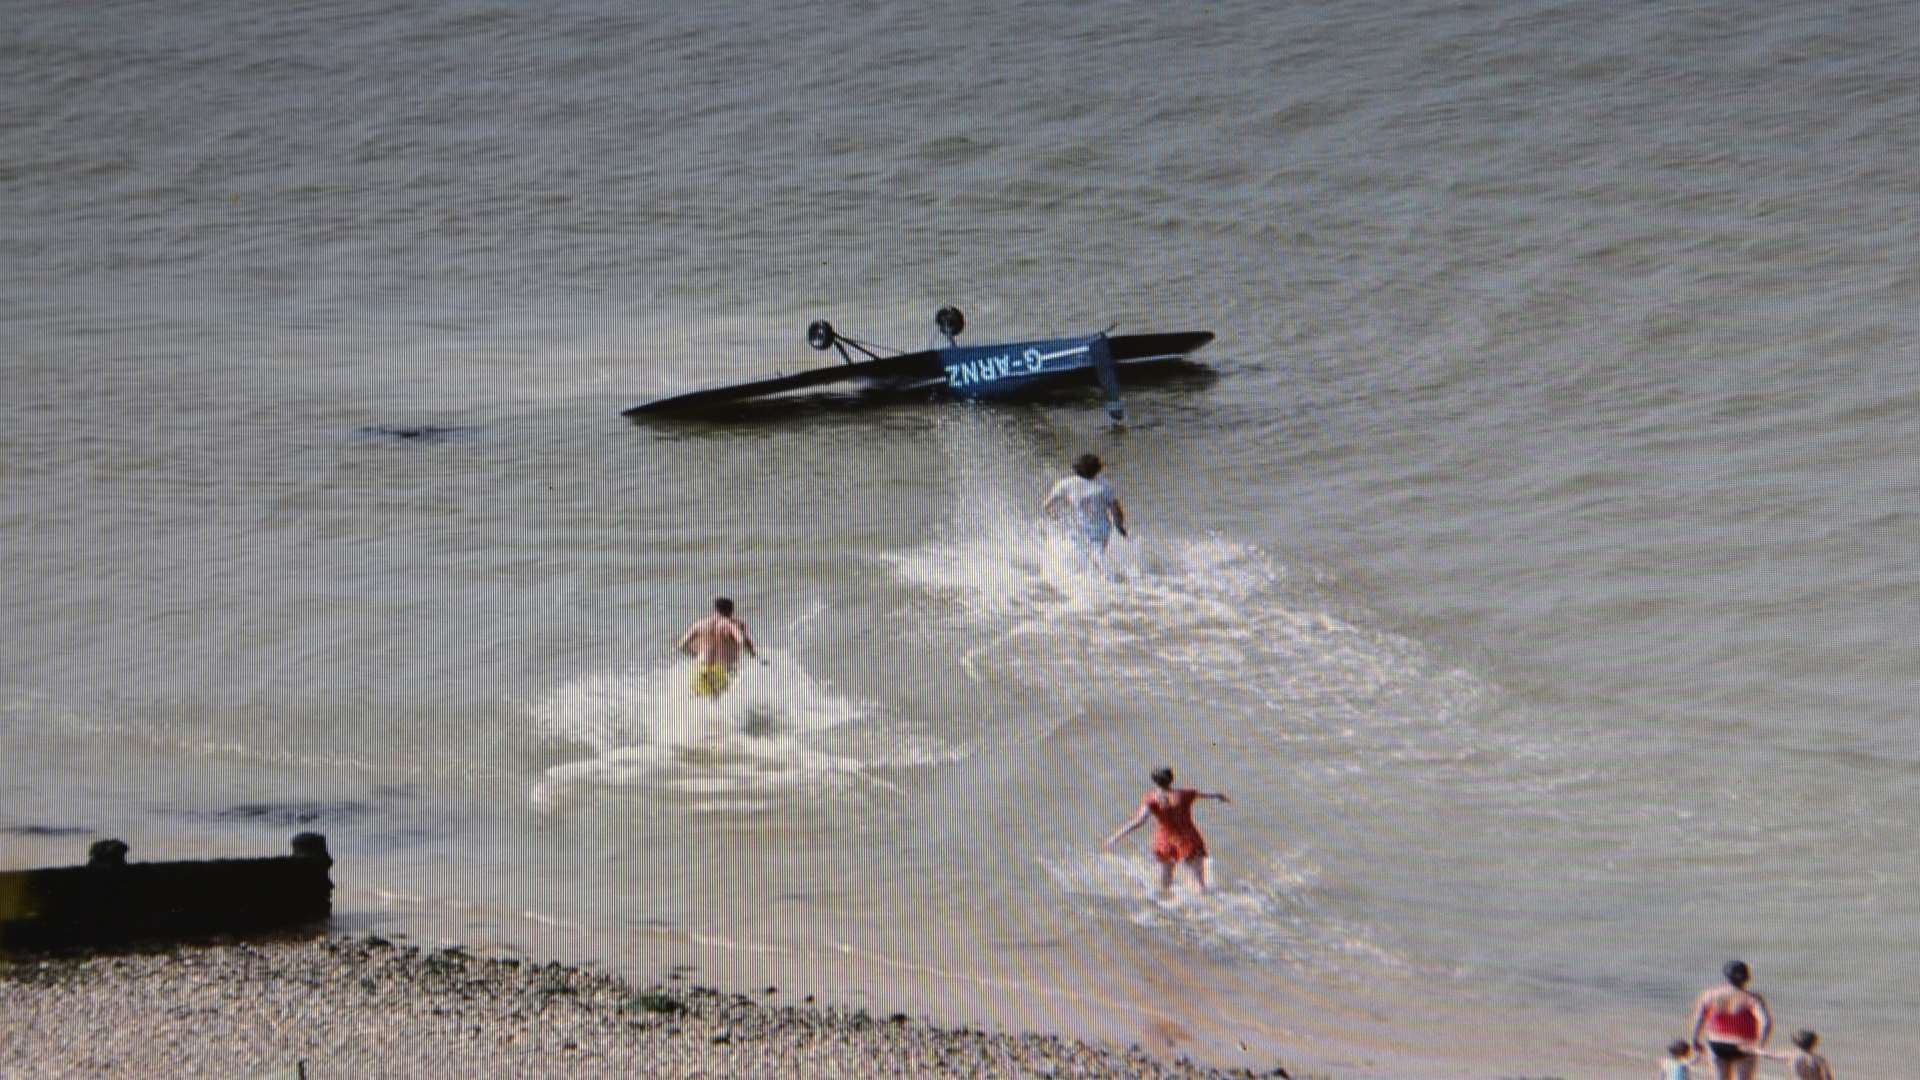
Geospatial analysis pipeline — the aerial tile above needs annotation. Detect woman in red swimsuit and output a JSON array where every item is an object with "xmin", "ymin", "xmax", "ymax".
[
  {"xmin": 1689, "ymin": 960, "xmax": 1772, "ymax": 1080},
  {"xmin": 1104, "ymin": 766, "xmax": 1230, "ymax": 894}
]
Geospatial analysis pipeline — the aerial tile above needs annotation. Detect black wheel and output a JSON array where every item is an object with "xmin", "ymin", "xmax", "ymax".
[
  {"xmin": 935, "ymin": 305, "xmax": 964, "ymax": 340},
  {"xmin": 807, "ymin": 319, "xmax": 837, "ymax": 350}
]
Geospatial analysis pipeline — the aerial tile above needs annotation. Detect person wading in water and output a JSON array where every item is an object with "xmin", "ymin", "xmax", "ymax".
[
  {"xmin": 1042, "ymin": 452, "xmax": 1127, "ymax": 568},
  {"xmin": 1104, "ymin": 766, "xmax": 1229, "ymax": 894},
  {"xmin": 675, "ymin": 596, "xmax": 757, "ymax": 699}
]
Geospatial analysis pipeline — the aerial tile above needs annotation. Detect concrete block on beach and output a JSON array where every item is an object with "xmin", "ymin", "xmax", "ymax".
[{"xmin": 0, "ymin": 833, "xmax": 333, "ymax": 950}]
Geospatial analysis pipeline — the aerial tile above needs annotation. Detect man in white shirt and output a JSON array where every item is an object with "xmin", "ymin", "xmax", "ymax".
[{"xmin": 1041, "ymin": 453, "xmax": 1128, "ymax": 558}]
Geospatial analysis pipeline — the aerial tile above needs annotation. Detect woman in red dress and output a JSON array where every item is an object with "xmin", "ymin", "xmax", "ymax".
[{"xmin": 1104, "ymin": 766, "xmax": 1230, "ymax": 893}]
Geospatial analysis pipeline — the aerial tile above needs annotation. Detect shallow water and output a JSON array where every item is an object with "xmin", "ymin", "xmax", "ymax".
[{"xmin": 4, "ymin": 1, "xmax": 1917, "ymax": 1075}]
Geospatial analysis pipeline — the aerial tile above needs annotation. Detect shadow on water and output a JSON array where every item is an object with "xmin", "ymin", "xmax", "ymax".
[
  {"xmin": 352, "ymin": 425, "xmax": 480, "ymax": 444},
  {"xmin": 624, "ymin": 362, "xmax": 1218, "ymax": 432},
  {"xmin": 190, "ymin": 797, "xmax": 445, "ymax": 855},
  {"xmin": 1, "ymin": 824, "xmax": 94, "ymax": 838},
  {"xmin": 213, "ymin": 801, "xmax": 375, "ymax": 827},
  {"xmin": 740, "ymin": 706, "xmax": 780, "ymax": 738}
]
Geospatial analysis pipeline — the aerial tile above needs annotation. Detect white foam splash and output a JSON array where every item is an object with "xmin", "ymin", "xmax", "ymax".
[
  {"xmin": 882, "ymin": 509, "xmax": 1292, "ymax": 695},
  {"xmin": 875, "ymin": 428, "xmax": 1533, "ymax": 895},
  {"xmin": 1042, "ymin": 848, "xmax": 1410, "ymax": 975},
  {"xmin": 526, "ymin": 651, "xmax": 874, "ymax": 811}
]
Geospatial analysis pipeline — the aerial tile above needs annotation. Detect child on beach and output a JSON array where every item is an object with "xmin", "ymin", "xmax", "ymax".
[
  {"xmin": 1786, "ymin": 1030, "xmax": 1834, "ymax": 1080},
  {"xmin": 1661, "ymin": 1039, "xmax": 1697, "ymax": 1080}
]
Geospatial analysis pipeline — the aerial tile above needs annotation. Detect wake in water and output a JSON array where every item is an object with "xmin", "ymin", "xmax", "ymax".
[
  {"xmin": 882, "ymin": 460, "xmax": 1333, "ymax": 712},
  {"xmin": 881, "ymin": 437, "xmax": 1503, "ymax": 771},
  {"xmin": 880, "ymin": 413, "xmax": 1517, "ymax": 987},
  {"xmin": 527, "ymin": 646, "xmax": 876, "ymax": 814},
  {"xmin": 1042, "ymin": 848, "xmax": 1416, "ymax": 977}
]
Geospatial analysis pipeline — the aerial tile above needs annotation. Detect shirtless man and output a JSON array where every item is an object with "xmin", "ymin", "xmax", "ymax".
[
  {"xmin": 1689, "ymin": 960, "xmax": 1773, "ymax": 1080},
  {"xmin": 675, "ymin": 597, "xmax": 757, "ymax": 699},
  {"xmin": 1104, "ymin": 766, "xmax": 1229, "ymax": 894},
  {"xmin": 1042, "ymin": 453, "xmax": 1127, "ymax": 560}
]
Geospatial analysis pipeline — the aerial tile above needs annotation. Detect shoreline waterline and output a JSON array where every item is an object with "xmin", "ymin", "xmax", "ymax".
[{"xmin": 0, "ymin": 931, "xmax": 1310, "ymax": 1080}]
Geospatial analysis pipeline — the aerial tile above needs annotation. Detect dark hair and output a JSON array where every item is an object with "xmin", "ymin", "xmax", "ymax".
[
  {"xmin": 1722, "ymin": 959, "xmax": 1750, "ymax": 987},
  {"xmin": 1150, "ymin": 766, "xmax": 1174, "ymax": 789},
  {"xmin": 714, "ymin": 597, "xmax": 734, "ymax": 616},
  {"xmin": 1792, "ymin": 1030, "xmax": 1817, "ymax": 1051},
  {"xmin": 1667, "ymin": 1040, "xmax": 1691, "ymax": 1058},
  {"xmin": 1072, "ymin": 453, "xmax": 1102, "ymax": 479}
]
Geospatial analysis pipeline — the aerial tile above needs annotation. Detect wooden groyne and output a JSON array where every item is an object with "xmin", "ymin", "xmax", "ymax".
[{"xmin": 0, "ymin": 833, "xmax": 333, "ymax": 950}]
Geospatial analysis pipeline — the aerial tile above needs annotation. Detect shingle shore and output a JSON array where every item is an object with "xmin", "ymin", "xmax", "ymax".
[{"xmin": 1, "ymin": 934, "xmax": 1299, "ymax": 1078}]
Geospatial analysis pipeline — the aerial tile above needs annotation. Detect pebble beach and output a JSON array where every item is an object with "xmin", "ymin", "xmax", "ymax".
[{"xmin": 0, "ymin": 934, "xmax": 1300, "ymax": 1079}]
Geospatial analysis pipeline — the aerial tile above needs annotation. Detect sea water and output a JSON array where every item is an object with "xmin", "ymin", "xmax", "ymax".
[{"xmin": 4, "ymin": 1, "xmax": 1917, "ymax": 1075}]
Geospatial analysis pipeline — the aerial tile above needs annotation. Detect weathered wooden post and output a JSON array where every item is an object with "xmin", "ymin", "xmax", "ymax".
[{"xmin": 0, "ymin": 833, "xmax": 334, "ymax": 950}]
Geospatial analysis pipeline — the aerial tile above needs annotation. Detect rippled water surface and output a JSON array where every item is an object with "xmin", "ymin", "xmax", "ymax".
[{"xmin": 4, "ymin": 1, "xmax": 1917, "ymax": 1075}]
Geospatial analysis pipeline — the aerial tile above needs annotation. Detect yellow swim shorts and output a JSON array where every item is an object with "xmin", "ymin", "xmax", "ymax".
[{"xmin": 690, "ymin": 664, "xmax": 731, "ymax": 699}]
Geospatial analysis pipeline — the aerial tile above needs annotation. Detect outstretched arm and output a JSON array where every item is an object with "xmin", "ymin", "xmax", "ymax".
[
  {"xmin": 1104, "ymin": 802, "xmax": 1151, "ymax": 849},
  {"xmin": 1111, "ymin": 498, "xmax": 1127, "ymax": 538},
  {"xmin": 675, "ymin": 623, "xmax": 697, "ymax": 656},
  {"xmin": 1688, "ymin": 994, "xmax": 1709, "ymax": 1054},
  {"xmin": 736, "ymin": 620, "xmax": 757, "ymax": 658},
  {"xmin": 1199, "ymin": 790, "xmax": 1229, "ymax": 803}
]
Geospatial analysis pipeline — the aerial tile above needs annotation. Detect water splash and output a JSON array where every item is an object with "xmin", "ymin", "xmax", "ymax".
[
  {"xmin": 1042, "ymin": 847, "xmax": 1413, "ymax": 976},
  {"xmin": 527, "ymin": 650, "xmax": 875, "ymax": 811},
  {"xmin": 881, "ymin": 414, "xmax": 1529, "ymax": 837}
]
